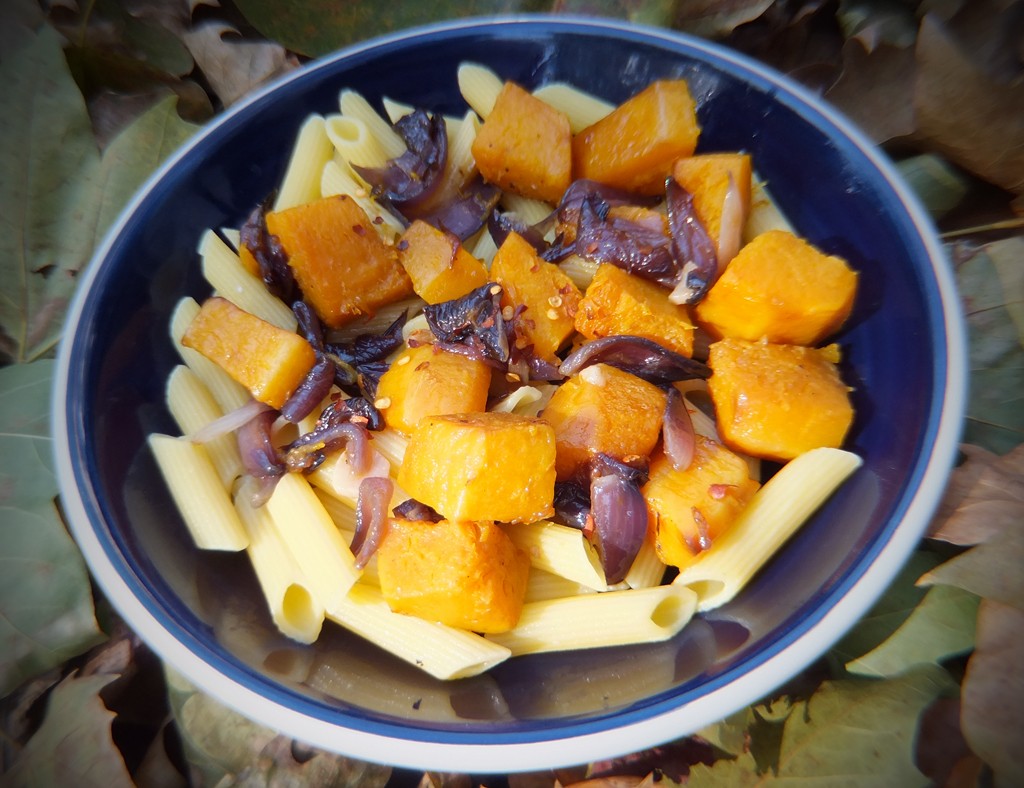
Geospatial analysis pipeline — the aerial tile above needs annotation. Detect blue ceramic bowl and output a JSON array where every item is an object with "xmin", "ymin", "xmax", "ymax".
[{"xmin": 54, "ymin": 16, "xmax": 966, "ymax": 772}]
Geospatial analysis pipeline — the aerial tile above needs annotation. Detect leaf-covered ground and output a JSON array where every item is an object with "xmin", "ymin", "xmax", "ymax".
[{"xmin": 1, "ymin": 0, "xmax": 1022, "ymax": 785}]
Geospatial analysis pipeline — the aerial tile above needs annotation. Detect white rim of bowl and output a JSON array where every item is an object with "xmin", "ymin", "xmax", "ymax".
[{"xmin": 53, "ymin": 14, "xmax": 967, "ymax": 773}]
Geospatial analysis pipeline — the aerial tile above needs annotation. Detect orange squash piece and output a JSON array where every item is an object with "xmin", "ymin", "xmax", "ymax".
[
  {"xmin": 181, "ymin": 296, "xmax": 315, "ymax": 409},
  {"xmin": 572, "ymin": 80, "xmax": 701, "ymax": 195},
  {"xmin": 695, "ymin": 230, "xmax": 858, "ymax": 346},
  {"xmin": 672, "ymin": 153, "xmax": 752, "ymax": 254},
  {"xmin": 471, "ymin": 81, "xmax": 572, "ymax": 203},
  {"xmin": 707, "ymin": 338, "xmax": 855, "ymax": 462},
  {"xmin": 541, "ymin": 363, "xmax": 667, "ymax": 480},
  {"xmin": 375, "ymin": 343, "xmax": 491, "ymax": 434},
  {"xmin": 643, "ymin": 437, "xmax": 760, "ymax": 570},
  {"xmin": 490, "ymin": 232, "xmax": 582, "ymax": 363},
  {"xmin": 398, "ymin": 412, "xmax": 557, "ymax": 524},
  {"xmin": 265, "ymin": 195, "xmax": 413, "ymax": 328},
  {"xmin": 575, "ymin": 263, "xmax": 695, "ymax": 357},
  {"xmin": 377, "ymin": 518, "xmax": 530, "ymax": 633},
  {"xmin": 397, "ymin": 220, "xmax": 489, "ymax": 304}
]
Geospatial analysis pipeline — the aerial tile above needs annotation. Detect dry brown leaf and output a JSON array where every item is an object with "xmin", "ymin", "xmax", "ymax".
[
  {"xmin": 914, "ymin": 13, "xmax": 1024, "ymax": 194},
  {"xmin": 672, "ymin": 0, "xmax": 775, "ymax": 39},
  {"xmin": 182, "ymin": 21, "xmax": 297, "ymax": 106},
  {"xmin": 960, "ymin": 600, "xmax": 1024, "ymax": 788},
  {"xmin": 824, "ymin": 38, "xmax": 916, "ymax": 143},
  {"xmin": 929, "ymin": 444, "xmax": 1024, "ymax": 545}
]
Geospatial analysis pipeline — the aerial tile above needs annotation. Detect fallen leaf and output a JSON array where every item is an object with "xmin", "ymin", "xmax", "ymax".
[
  {"xmin": 960, "ymin": 600, "xmax": 1024, "ymax": 788},
  {"xmin": 914, "ymin": 13, "xmax": 1024, "ymax": 195},
  {"xmin": 697, "ymin": 708, "xmax": 753, "ymax": 757},
  {"xmin": 915, "ymin": 698, "xmax": 973, "ymax": 787},
  {"xmin": 843, "ymin": 583, "xmax": 979, "ymax": 678},
  {"xmin": 686, "ymin": 666, "xmax": 955, "ymax": 786},
  {"xmin": 825, "ymin": 39, "xmax": 917, "ymax": 143},
  {"xmin": 672, "ymin": 0, "xmax": 775, "ymax": 38},
  {"xmin": 895, "ymin": 153, "xmax": 971, "ymax": 218},
  {"xmin": 930, "ymin": 443, "xmax": 1024, "ymax": 545},
  {"xmin": 0, "ymin": 360, "xmax": 56, "ymax": 508},
  {"xmin": 182, "ymin": 21, "xmax": 297, "ymax": 107},
  {"xmin": 918, "ymin": 524, "xmax": 1024, "ymax": 608},
  {"xmin": 0, "ymin": 0, "xmax": 43, "ymax": 61},
  {"xmin": 2, "ymin": 672, "xmax": 134, "ymax": 788},
  {"xmin": 0, "ymin": 26, "xmax": 101, "ymax": 363},
  {"xmin": 986, "ymin": 237, "xmax": 1024, "ymax": 344},
  {"xmin": 836, "ymin": 0, "xmax": 918, "ymax": 51},
  {"xmin": 954, "ymin": 240, "xmax": 1024, "ymax": 454}
]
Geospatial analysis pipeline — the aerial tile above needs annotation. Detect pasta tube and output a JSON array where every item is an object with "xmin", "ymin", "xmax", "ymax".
[
  {"xmin": 508, "ymin": 520, "xmax": 607, "ymax": 591},
  {"xmin": 673, "ymin": 447, "xmax": 862, "ymax": 611},
  {"xmin": 273, "ymin": 114, "xmax": 334, "ymax": 210},
  {"xmin": 165, "ymin": 365, "xmax": 242, "ymax": 489}
]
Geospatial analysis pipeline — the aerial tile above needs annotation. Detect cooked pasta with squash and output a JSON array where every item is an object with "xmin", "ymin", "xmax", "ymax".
[{"xmin": 152, "ymin": 62, "xmax": 861, "ymax": 680}]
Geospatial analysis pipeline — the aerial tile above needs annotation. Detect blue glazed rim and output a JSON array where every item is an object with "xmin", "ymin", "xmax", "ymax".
[{"xmin": 54, "ymin": 15, "xmax": 966, "ymax": 772}]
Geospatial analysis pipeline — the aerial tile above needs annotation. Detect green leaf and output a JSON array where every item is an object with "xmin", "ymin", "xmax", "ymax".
[
  {"xmin": 960, "ymin": 601, "xmax": 1024, "ymax": 788},
  {"xmin": 0, "ymin": 24, "xmax": 199, "ymax": 364},
  {"xmin": 0, "ymin": 25, "xmax": 101, "ymax": 363},
  {"xmin": 0, "ymin": 360, "xmax": 57, "ymax": 508},
  {"xmin": 698, "ymin": 708, "xmax": 754, "ymax": 757},
  {"xmin": 843, "ymin": 584, "xmax": 979, "ymax": 677},
  {"xmin": 896, "ymin": 153, "xmax": 971, "ymax": 219},
  {"xmin": 3, "ymin": 672, "xmax": 134, "ymax": 787},
  {"xmin": 0, "ymin": 502, "xmax": 105, "ymax": 697},
  {"xmin": 688, "ymin": 666, "xmax": 956, "ymax": 787},
  {"xmin": 94, "ymin": 93, "xmax": 200, "ymax": 236},
  {"xmin": 955, "ymin": 238, "xmax": 1024, "ymax": 454}
]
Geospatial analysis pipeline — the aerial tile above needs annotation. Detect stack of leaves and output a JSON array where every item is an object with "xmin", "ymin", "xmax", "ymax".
[{"xmin": 1, "ymin": 0, "xmax": 1022, "ymax": 785}]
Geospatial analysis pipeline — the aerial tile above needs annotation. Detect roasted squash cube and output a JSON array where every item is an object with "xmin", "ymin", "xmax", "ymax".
[
  {"xmin": 672, "ymin": 153, "xmax": 752, "ymax": 255},
  {"xmin": 490, "ymin": 232, "xmax": 582, "ymax": 362},
  {"xmin": 266, "ymin": 195, "xmax": 413, "ymax": 328},
  {"xmin": 643, "ymin": 437, "xmax": 760, "ymax": 571},
  {"xmin": 575, "ymin": 263, "xmax": 695, "ymax": 357},
  {"xmin": 377, "ymin": 518, "xmax": 530, "ymax": 633},
  {"xmin": 541, "ymin": 363, "xmax": 667, "ymax": 480},
  {"xmin": 398, "ymin": 412, "xmax": 556, "ymax": 524},
  {"xmin": 471, "ymin": 81, "xmax": 572, "ymax": 203},
  {"xmin": 397, "ymin": 220, "xmax": 489, "ymax": 304},
  {"xmin": 572, "ymin": 80, "xmax": 700, "ymax": 195},
  {"xmin": 376, "ymin": 344, "xmax": 491, "ymax": 434},
  {"xmin": 707, "ymin": 338, "xmax": 855, "ymax": 462},
  {"xmin": 181, "ymin": 296, "xmax": 315, "ymax": 409},
  {"xmin": 695, "ymin": 230, "xmax": 858, "ymax": 346}
]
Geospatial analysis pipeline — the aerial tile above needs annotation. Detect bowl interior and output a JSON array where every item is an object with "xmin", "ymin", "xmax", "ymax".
[{"xmin": 58, "ymin": 17, "xmax": 960, "ymax": 770}]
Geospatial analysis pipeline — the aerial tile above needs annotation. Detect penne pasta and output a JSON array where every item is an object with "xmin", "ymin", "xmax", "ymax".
[
  {"xmin": 338, "ymin": 90, "xmax": 406, "ymax": 158},
  {"xmin": 198, "ymin": 230, "xmax": 297, "ymax": 331},
  {"xmin": 273, "ymin": 114, "xmax": 334, "ymax": 211},
  {"xmin": 487, "ymin": 584, "xmax": 698, "ymax": 656},
  {"xmin": 165, "ymin": 365, "xmax": 243, "ymax": 489},
  {"xmin": 327, "ymin": 583, "xmax": 512, "ymax": 680},
  {"xmin": 170, "ymin": 297, "xmax": 250, "ymax": 413},
  {"xmin": 264, "ymin": 472, "xmax": 361, "ymax": 613},
  {"xmin": 319, "ymin": 160, "xmax": 406, "ymax": 238},
  {"xmin": 148, "ymin": 434, "xmax": 248, "ymax": 551},
  {"xmin": 532, "ymin": 82, "xmax": 614, "ymax": 133},
  {"xmin": 235, "ymin": 478, "xmax": 325, "ymax": 643},
  {"xmin": 673, "ymin": 447, "xmax": 862, "ymax": 611},
  {"xmin": 457, "ymin": 62, "xmax": 504, "ymax": 119},
  {"xmin": 324, "ymin": 114, "xmax": 393, "ymax": 169},
  {"xmin": 524, "ymin": 568, "xmax": 597, "ymax": 603},
  {"xmin": 625, "ymin": 538, "xmax": 668, "ymax": 590},
  {"xmin": 744, "ymin": 175, "xmax": 796, "ymax": 242},
  {"xmin": 369, "ymin": 427, "xmax": 408, "ymax": 468},
  {"xmin": 508, "ymin": 520, "xmax": 607, "ymax": 591},
  {"xmin": 500, "ymin": 192, "xmax": 553, "ymax": 225},
  {"xmin": 446, "ymin": 109, "xmax": 480, "ymax": 186}
]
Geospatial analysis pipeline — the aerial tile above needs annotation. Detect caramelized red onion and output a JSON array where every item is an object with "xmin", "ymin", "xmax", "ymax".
[
  {"xmin": 662, "ymin": 387, "xmax": 696, "ymax": 471},
  {"xmin": 392, "ymin": 498, "xmax": 443, "ymax": 522},
  {"xmin": 281, "ymin": 401, "xmax": 372, "ymax": 474},
  {"xmin": 423, "ymin": 283, "xmax": 509, "ymax": 365},
  {"xmin": 351, "ymin": 476, "xmax": 394, "ymax": 569},
  {"xmin": 420, "ymin": 176, "xmax": 502, "ymax": 241},
  {"xmin": 191, "ymin": 399, "xmax": 272, "ymax": 444},
  {"xmin": 589, "ymin": 473, "xmax": 649, "ymax": 585},
  {"xmin": 279, "ymin": 356, "xmax": 334, "ymax": 423},
  {"xmin": 559, "ymin": 335, "xmax": 709, "ymax": 386},
  {"xmin": 239, "ymin": 195, "xmax": 300, "ymax": 304},
  {"xmin": 488, "ymin": 208, "xmax": 551, "ymax": 252},
  {"xmin": 352, "ymin": 109, "xmax": 448, "ymax": 213},
  {"xmin": 666, "ymin": 178, "xmax": 718, "ymax": 304},
  {"xmin": 237, "ymin": 409, "xmax": 285, "ymax": 482}
]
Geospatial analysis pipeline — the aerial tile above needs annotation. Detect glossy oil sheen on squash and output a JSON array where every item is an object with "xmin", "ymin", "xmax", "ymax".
[
  {"xmin": 397, "ymin": 411, "xmax": 557, "ymax": 524},
  {"xmin": 376, "ymin": 343, "xmax": 491, "ymax": 434},
  {"xmin": 643, "ymin": 436, "xmax": 760, "ymax": 570},
  {"xmin": 181, "ymin": 296, "xmax": 315, "ymax": 409},
  {"xmin": 266, "ymin": 195, "xmax": 412, "ymax": 327},
  {"xmin": 377, "ymin": 519, "xmax": 530, "ymax": 634},
  {"xmin": 707, "ymin": 338, "xmax": 854, "ymax": 462},
  {"xmin": 541, "ymin": 363, "xmax": 667, "ymax": 480}
]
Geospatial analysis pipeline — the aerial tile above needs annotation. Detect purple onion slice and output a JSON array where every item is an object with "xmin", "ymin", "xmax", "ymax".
[
  {"xmin": 665, "ymin": 178, "xmax": 718, "ymax": 305},
  {"xmin": 351, "ymin": 476, "xmax": 394, "ymax": 569},
  {"xmin": 589, "ymin": 473, "xmax": 649, "ymax": 585},
  {"xmin": 559, "ymin": 335, "xmax": 709, "ymax": 386},
  {"xmin": 662, "ymin": 387, "xmax": 696, "ymax": 471}
]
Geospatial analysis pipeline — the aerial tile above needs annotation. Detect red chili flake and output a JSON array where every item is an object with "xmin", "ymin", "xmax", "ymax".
[
  {"xmin": 530, "ymin": 262, "xmax": 540, "ymax": 273},
  {"xmin": 352, "ymin": 224, "xmax": 366, "ymax": 236},
  {"xmin": 414, "ymin": 361, "xmax": 431, "ymax": 372},
  {"xmin": 480, "ymin": 316, "xmax": 495, "ymax": 328},
  {"xmin": 582, "ymin": 512, "xmax": 596, "ymax": 539},
  {"xmin": 708, "ymin": 483, "xmax": 736, "ymax": 500}
]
